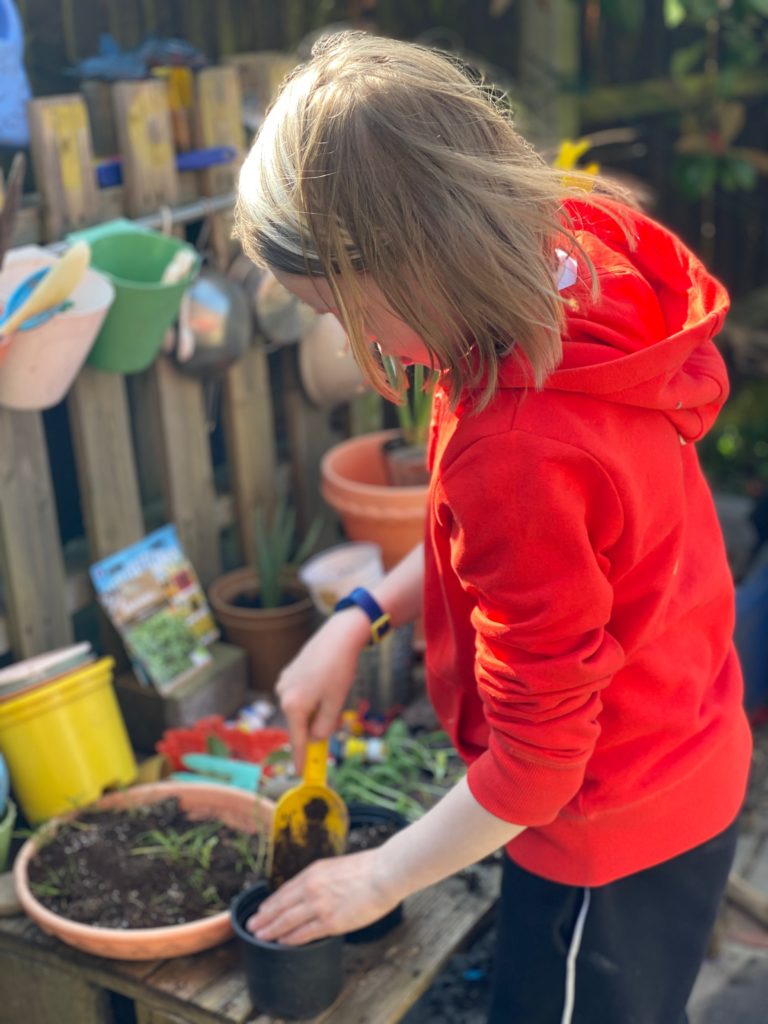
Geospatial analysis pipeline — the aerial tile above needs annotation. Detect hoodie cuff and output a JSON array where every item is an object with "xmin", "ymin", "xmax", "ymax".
[{"xmin": 466, "ymin": 746, "xmax": 587, "ymax": 828}]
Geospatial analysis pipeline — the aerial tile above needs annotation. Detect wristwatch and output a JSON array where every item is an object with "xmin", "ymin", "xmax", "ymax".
[{"xmin": 334, "ymin": 587, "xmax": 391, "ymax": 645}]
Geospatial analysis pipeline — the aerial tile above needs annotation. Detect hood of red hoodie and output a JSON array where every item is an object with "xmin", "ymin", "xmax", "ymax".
[{"xmin": 496, "ymin": 199, "xmax": 730, "ymax": 442}]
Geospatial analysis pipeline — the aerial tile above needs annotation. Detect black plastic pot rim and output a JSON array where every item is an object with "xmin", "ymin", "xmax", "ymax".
[{"xmin": 230, "ymin": 885, "xmax": 339, "ymax": 951}]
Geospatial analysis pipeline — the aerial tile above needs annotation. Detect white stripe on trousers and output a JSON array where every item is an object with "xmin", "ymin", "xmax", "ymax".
[{"xmin": 561, "ymin": 888, "xmax": 592, "ymax": 1024}]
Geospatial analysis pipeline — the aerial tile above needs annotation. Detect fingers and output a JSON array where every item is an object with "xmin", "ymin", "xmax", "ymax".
[
  {"xmin": 278, "ymin": 683, "xmax": 310, "ymax": 774},
  {"xmin": 310, "ymin": 693, "xmax": 345, "ymax": 742},
  {"xmin": 275, "ymin": 921, "xmax": 326, "ymax": 946},
  {"xmin": 247, "ymin": 900, "xmax": 315, "ymax": 942}
]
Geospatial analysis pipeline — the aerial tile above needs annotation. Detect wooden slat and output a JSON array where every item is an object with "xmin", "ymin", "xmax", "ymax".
[
  {"xmin": 222, "ymin": 345, "xmax": 278, "ymax": 566},
  {"xmin": 281, "ymin": 346, "xmax": 342, "ymax": 544},
  {"xmin": 194, "ymin": 63, "xmax": 278, "ymax": 568},
  {"xmin": 579, "ymin": 67, "xmax": 768, "ymax": 125},
  {"xmin": 141, "ymin": 944, "xmax": 239, "ymax": 1004},
  {"xmin": 27, "ymin": 95, "xmax": 101, "ymax": 239},
  {"xmin": 518, "ymin": 0, "xmax": 581, "ymax": 142},
  {"xmin": 0, "ymin": 408, "xmax": 73, "ymax": 657},
  {"xmin": 112, "ymin": 77, "xmax": 220, "ymax": 585},
  {"xmin": 0, "ymin": 949, "xmax": 115, "ymax": 1024},
  {"xmin": 127, "ymin": 371, "xmax": 165, "ymax": 506},
  {"xmin": 67, "ymin": 368, "xmax": 145, "ymax": 559},
  {"xmin": 112, "ymin": 80, "xmax": 179, "ymax": 218},
  {"xmin": 150, "ymin": 356, "xmax": 221, "ymax": 587},
  {"xmin": 194, "ymin": 66, "xmax": 245, "ymax": 266},
  {"xmin": 81, "ymin": 80, "xmax": 118, "ymax": 158},
  {"xmin": 135, "ymin": 1007, "xmax": 191, "ymax": 1024}
]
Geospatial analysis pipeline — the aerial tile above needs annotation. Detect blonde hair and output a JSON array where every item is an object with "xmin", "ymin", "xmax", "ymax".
[{"xmin": 236, "ymin": 31, "xmax": 626, "ymax": 408}]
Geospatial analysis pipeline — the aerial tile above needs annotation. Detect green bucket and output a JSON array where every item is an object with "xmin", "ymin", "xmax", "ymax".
[{"xmin": 84, "ymin": 230, "xmax": 199, "ymax": 374}]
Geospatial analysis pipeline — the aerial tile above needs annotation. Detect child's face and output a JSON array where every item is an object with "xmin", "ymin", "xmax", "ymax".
[{"xmin": 270, "ymin": 269, "xmax": 433, "ymax": 367}]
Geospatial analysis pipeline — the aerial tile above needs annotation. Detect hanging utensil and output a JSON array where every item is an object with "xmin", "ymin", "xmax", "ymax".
[
  {"xmin": 0, "ymin": 240, "xmax": 90, "ymax": 338},
  {"xmin": 269, "ymin": 739, "xmax": 348, "ymax": 890}
]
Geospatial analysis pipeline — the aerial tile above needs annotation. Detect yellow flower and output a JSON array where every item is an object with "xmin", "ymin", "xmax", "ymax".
[{"xmin": 552, "ymin": 138, "xmax": 600, "ymax": 189}]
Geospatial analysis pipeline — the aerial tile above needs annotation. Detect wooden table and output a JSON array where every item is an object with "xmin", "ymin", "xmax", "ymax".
[{"xmin": 0, "ymin": 865, "xmax": 499, "ymax": 1024}]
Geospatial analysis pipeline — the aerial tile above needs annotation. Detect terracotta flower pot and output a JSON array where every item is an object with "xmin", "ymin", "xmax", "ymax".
[
  {"xmin": 13, "ymin": 782, "xmax": 274, "ymax": 961},
  {"xmin": 208, "ymin": 569, "xmax": 318, "ymax": 693},
  {"xmin": 320, "ymin": 429, "xmax": 429, "ymax": 570}
]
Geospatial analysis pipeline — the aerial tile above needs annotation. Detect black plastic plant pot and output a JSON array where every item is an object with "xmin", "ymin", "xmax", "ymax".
[
  {"xmin": 231, "ymin": 883, "xmax": 344, "ymax": 1019},
  {"xmin": 345, "ymin": 804, "xmax": 408, "ymax": 944}
]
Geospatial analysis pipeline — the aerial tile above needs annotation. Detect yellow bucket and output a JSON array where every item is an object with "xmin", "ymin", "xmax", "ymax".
[{"xmin": 0, "ymin": 657, "xmax": 137, "ymax": 823}]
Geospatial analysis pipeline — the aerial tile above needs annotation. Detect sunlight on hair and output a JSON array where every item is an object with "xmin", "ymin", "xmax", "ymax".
[{"xmin": 236, "ymin": 31, "xmax": 631, "ymax": 409}]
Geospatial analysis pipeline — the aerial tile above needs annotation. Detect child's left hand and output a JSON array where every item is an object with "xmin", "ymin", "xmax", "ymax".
[{"xmin": 246, "ymin": 849, "xmax": 401, "ymax": 945}]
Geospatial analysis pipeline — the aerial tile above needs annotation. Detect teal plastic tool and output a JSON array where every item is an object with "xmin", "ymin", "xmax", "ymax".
[{"xmin": 173, "ymin": 753, "xmax": 262, "ymax": 791}]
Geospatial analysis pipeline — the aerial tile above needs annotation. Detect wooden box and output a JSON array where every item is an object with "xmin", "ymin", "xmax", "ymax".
[{"xmin": 115, "ymin": 642, "xmax": 251, "ymax": 752}]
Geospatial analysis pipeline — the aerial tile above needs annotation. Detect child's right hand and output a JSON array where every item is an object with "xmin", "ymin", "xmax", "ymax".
[{"xmin": 276, "ymin": 607, "xmax": 371, "ymax": 773}]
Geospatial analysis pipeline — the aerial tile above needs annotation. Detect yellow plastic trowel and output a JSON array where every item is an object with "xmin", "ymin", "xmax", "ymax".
[
  {"xmin": 0, "ymin": 241, "xmax": 91, "ymax": 339},
  {"xmin": 269, "ymin": 738, "xmax": 349, "ymax": 890}
]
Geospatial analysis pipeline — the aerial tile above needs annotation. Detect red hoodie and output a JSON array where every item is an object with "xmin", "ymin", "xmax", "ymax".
[{"xmin": 423, "ymin": 199, "xmax": 752, "ymax": 886}]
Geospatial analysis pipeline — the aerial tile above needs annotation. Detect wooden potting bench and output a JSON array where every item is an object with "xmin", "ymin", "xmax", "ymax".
[{"xmin": 0, "ymin": 864, "xmax": 499, "ymax": 1024}]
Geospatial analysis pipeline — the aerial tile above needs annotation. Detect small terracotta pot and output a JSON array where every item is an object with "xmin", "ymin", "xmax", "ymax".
[
  {"xmin": 321, "ymin": 430, "xmax": 429, "ymax": 570},
  {"xmin": 231, "ymin": 882, "xmax": 344, "ymax": 1019},
  {"xmin": 14, "ymin": 782, "xmax": 274, "ymax": 960},
  {"xmin": 208, "ymin": 569, "xmax": 317, "ymax": 693}
]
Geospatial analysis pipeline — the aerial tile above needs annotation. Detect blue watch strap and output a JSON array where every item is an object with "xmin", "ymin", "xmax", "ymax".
[{"xmin": 334, "ymin": 587, "xmax": 391, "ymax": 644}]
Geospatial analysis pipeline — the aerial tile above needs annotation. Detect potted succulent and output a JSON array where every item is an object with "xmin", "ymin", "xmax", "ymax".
[
  {"xmin": 208, "ymin": 497, "xmax": 322, "ymax": 692},
  {"xmin": 380, "ymin": 358, "xmax": 437, "ymax": 487},
  {"xmin": 320, "ymin": 362, "xmax": 438, "ymax": 569}
]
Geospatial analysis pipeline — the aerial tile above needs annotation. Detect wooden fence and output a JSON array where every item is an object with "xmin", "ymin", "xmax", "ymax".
[
  {"xmin": 11, "ymin": 0, "xmax": 768, "ymax": 300},
  {"xmin": 0, "ymin": 58, "xmax": 378, "ymax": 663},
  {"xmin": 1, "ymin": 0, "xmax": 767, "ymax": 662}
]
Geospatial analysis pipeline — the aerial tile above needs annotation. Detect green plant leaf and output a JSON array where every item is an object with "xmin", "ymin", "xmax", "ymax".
[
  {"xmin": 601, "ymin": 0, "xmax": 645, "ymax": 31},
  {"xmin": 206, "ymin": 735, "xmax": 230, "ymax": 757},
  {"xmin": 664, "ymin": 0, "xmax": 687, "ymax": 27},
  {"xmin": 746, "ymin": 0, "xmax": 768, "ymax": 15},
  {"xmin": 672, "ymin": 153, "xmax": 719, "ymax": 199},
  {"xmin": 292, "ymin": 514, "xmax": 324, "ymax": 566},
  {"xmin": 680, "ymin": 0, "xmax": 721, "ymax": 22},
  {"xmin": 719, "ymin": 156, "xmax": 758, "ymax": 192},
  {"xmin": 670, "ymin": 39, "xmax": 708, "ymax": 77}
]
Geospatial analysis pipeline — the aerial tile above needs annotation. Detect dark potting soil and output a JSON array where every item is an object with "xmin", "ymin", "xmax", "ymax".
[
  {"xmin": 271, "ymin": 796, "xmax": 338, "ymax": 888},
  {"xmin": 346, "ymin": 821, "xmax": 399, "ymax": 853},
  {"xmin": 27, "ymin": 797, "xmax": 267, "ymax": 929},
  {"xmin": 231, "ymin": 589, "xmax": 297, "ymax": 610}
]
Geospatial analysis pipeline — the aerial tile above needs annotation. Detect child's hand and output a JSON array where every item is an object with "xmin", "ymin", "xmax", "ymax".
[
  {"xmin": 246, "ymin": 848, "xmax": 400, "ymax": 944},
  {"xmin": 276, "ymin": 608, "xmax": 371, "ymax": 772}
]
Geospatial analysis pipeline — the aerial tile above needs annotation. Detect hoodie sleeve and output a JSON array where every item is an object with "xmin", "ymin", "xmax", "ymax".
[{"xmin": 440, "ymin": 429, "xmax": 626, "ymax": 826}]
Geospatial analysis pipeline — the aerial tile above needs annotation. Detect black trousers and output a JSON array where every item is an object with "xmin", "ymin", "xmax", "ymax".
[{"xmin": 488, "ymin": 820, "xmax": 738, "ymax": 1024}]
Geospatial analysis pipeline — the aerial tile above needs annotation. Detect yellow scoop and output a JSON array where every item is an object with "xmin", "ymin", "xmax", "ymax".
[{"xmin": 269, "ymin": 738, "xmax": 348, "ymax": 889}]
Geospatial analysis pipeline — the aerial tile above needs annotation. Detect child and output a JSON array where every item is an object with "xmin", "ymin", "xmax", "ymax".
[{"xmin": 235, "ymin": 32, "xmax": 751, "ymax": 1023}]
